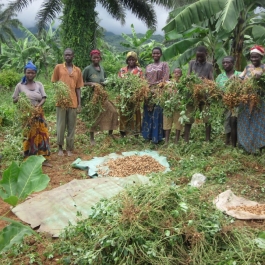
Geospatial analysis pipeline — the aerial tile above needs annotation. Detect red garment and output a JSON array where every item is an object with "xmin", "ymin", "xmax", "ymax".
[{"xmin": 118, "ymin": 66, "xmax": 143, "ymax": 78}]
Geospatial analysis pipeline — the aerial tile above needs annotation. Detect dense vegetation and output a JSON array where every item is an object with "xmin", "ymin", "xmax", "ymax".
[{"xmin": 0, "ymin": 0, "xmax": 265, "ymax": 264}]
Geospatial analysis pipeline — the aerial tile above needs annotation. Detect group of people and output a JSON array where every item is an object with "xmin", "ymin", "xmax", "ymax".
[{"xmin": 11, "ymin": 44, "xmax": 265, "ymax": 166}]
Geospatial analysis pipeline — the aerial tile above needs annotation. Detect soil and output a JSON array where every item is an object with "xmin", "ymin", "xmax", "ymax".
[{"xmin": 1, "ymin": 118, "xmax": 265, "ymax": 264}]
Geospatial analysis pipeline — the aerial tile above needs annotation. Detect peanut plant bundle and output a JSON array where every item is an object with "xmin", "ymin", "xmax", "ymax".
[
  {"xmin": 16, "ymin": 92, "xmax": 43, "ymax": 130},
  {"xmin": 223, "ymin": 76, "xmax": 265, "ymax": 113},
  {"xmin": 53, "ymin": 81, "xmax": 72, "ymax": 108},
  {"xmin": 81, "ymin": 83, "xmax": 109, "ymax": 128},
  {"xmin": 106, "ymin": 73, "xmax": 149, "ymax": 117}
]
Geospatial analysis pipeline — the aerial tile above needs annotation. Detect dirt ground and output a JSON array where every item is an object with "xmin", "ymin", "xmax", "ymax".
[{"xmin": 1, "ymin": 119, "xmax": 265, "ymax": 264}]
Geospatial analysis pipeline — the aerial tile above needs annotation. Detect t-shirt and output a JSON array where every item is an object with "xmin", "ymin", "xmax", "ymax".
[
  {"xmin": 188, "ymin": 60, "xmax": 214, "ymax": 80},
  {"xmin": 216, "ymin": 71, "xmax": 241, "ymax": 90},
  {"xmin": 51, "ymin": 63, "xmax": 83, "ymax": 108},
  {"xmin": 82, "ymin": 64, "xmax": 106, "ymax": 83},
  {"xmin": 12, "ymin": 81, "xmax": 46, "ymax": 106}
]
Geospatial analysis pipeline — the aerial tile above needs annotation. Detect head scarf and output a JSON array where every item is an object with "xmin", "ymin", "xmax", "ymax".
[
  {"xmin": 126, "ymin": 51, "xmax": 140, "ymax": 66},
  {"xmin": 90, "ymin": 49, "xmax": 101, "ymax": 58},
  {"xmin": 21, "ymin": 60, "xmax": 37, "ymax": 84},
  {"xmin": 250, "ymin": 45, "xmax": 265, "ymax": 56}
]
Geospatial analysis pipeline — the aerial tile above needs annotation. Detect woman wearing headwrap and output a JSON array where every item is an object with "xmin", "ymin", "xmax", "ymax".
[
  {"xmin": 12, "ymin": 60, "xmax": 51, "ymax": 166},
  {"xmin": 142, "ymin": 47, "xmax": 170, "ymax": 144},
  {"xmin": 82, "ymin": 49, "xmax": 118, "ymax": 145},
  {"xmin": 237, "ymin": 45, "xmax": 265, "ymax": 153},
  {"xmin": 118, "ymin": 51, "xmax": 143, "ymax": 137}
]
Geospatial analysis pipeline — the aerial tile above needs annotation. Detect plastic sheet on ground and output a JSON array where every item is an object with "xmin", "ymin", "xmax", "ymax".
[
  {"xmin": 214, "ymin": 189, "xmax": 265, "ymax": 219},
  {"xmin": 72, "ymin": 150, "xmax": 171, "ymax": 177},
  {"xmin": 12, "ymin": 175, "xmax": 150, "ymax": 237}
]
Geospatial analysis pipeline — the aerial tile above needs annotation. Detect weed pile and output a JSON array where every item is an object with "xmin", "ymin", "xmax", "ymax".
[
  {"xmin": 81, "ymin": 83, "xmax": 108, "ymax": 128},
  {"xmin": 54, "ymin": 81, "xmax": 72, "ymax": 108},
  {"xmin": 56, "ymin": 183, "xmax": 264, "ymax": 265},
  {"xmin": 105, "ymin": 73, "xmax": 149, "ymax": 117},
  {"xmin": 16, "ymin": 92, "xmax": 43, "ymax": 130},
  {"xmin": 223, "ymin": 75, "xmax": 265, "ymax": 113},
  {"xmin": 97, "ymin": 155, "xmax": 165, "ymax": 177}
]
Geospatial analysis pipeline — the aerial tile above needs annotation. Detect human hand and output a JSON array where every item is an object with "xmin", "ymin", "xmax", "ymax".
[{"xmin": 77, "ymin": 105, "xmax": 82, "ymax": 113}]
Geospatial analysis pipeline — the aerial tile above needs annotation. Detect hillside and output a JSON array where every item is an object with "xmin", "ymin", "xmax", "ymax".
[{"xmin": 12, "ymin": 27, "xmax": 165, "ymax": 52}]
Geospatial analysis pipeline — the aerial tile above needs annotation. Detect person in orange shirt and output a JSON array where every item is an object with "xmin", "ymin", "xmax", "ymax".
[{"xmin": 51, "ymin": 48, "xmax": 83, "ymax": 156}]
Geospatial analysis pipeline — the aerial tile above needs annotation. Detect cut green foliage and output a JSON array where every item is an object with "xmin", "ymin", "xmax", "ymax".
[
  {"xmin": 0, "ymin": 218, "xmax": 37, "ymax": 254},
  {"xmin": 0, "ymin": 156, "xmax": 50, "ymax": 206},
  {"xmin": 56, "ymin": 183, "xmax": 264, "ymax": 264},
  {"xmin": 254, "ymin": 231, "xmax": 265, "ymax": 249}
]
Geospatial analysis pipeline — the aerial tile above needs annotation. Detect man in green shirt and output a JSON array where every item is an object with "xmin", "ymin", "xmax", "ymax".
[{"xmin": 216, "ymin": 56, "xmax": 241, "ymax": 147}]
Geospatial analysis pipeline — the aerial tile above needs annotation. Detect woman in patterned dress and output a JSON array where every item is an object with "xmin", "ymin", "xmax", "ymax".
[
  {"xmin": 142, "ymin": 47, "xmax": 170, "ymax": 143},
  {"xmin": 12, "ymin": 60, "xmax": 51, "ymax": 166},
  {"xmin": 237, "ymin": 45, "xmax": 265, "ymax": 153},
  {"xmin": 118, "ymin": 51, "xmax": 143, "ymax": 137}
]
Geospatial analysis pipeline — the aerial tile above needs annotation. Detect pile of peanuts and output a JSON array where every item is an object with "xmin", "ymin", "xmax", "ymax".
[
  {"xmin": 98, "ymin": 155, "xmax": 165, "ymax": 177},
  {"xmin": 228, "ymin": 204, "xmax": 265, "ymax": 215}
]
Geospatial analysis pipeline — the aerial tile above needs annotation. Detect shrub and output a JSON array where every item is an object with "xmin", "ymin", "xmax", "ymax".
[{"xmin": 0, "ymin": 69, "xmax": 21, "ymax": 90}]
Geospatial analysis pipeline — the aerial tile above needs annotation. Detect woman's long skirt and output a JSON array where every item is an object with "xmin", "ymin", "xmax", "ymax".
[
  {"xmin": 237, "ymin": 101, "xmax": 265, "ymax": 153},
  {"xmin": 142, "ymin": 104, "xmax": 164, "ymax": 143}
]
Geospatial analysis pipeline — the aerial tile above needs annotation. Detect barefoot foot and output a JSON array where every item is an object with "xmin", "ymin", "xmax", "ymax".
[{"xmin": 58, "ymin": 150, "xmax": 64, "ymax": 156}]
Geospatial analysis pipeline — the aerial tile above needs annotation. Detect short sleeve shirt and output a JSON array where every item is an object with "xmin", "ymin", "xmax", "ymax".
[
  {"xmin": 51, "ymin": 63, "xmax": 84, "ymax": 108},
  {"xmin": 216, "ymin": 71, "xmax": 241, "ymax": 90},
  {"xmin": 188, "ymin": 60, "xmax": 214, "ymax": 80},
  {"xmin": 12, "ymin": 81, "xmax": 46, "ymax": 106},
  {"xmin": 82, "ymin": 64, "xmax": 106, "ymax": 83}
]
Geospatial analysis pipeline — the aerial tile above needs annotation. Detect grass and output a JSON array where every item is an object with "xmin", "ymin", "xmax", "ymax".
[{"xmin": 0, "ymin": 82, "xmax": 265, "ymax": 264}]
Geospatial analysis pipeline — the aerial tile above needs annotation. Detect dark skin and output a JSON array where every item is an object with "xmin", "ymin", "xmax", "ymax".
[
  {"xmin": 222, "ymin": 58, "xmax": 235, "ymax": 78},
  {"xmin": 84, "ymin": 53, "xmax": 112, "ymax": 145},
  {"xmin": 13, "ymin": 69, "xmax": 46, "ymax": 107},
  {"xmin": 13, "ymin": 69, "xmax": 51, "ymax": 167},
  {"xmin": 222, "ymin": 58, "xmax": 237, "ymax": 147},
  {"xmin": 152, "ymin": 49, "xmax": 162, "ymax": 63},
  {"xmin": 57, "ymin": 49, "xmax": 82, "ymax": 155},
  {"xmin": 250, "ymin": 53, "xmax": 263, "ymax": 79},
  {"xmin": 120, "ymin": 56, "xmax": 138, "ymax": 137},
  {"xmin": 164, "ymin": 68, "xmax": 183, "ymax": 145}
]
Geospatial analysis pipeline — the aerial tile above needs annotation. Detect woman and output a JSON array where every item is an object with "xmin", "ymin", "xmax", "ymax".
[
  {"xmin": 237, "ymin": 45, "xmax": 265, "ymax": 153},
  {"xmin": 118, "ymin": 51, "xmax": 143, "ymax": 137},
  {"xmin": 142, "ymin": 47, "xmax": 170, "ymax": 143},
  {"xmin": 82, "ymin": 49, "xmax": 118, "ymax": 145},
  {"xmin": 12, "ymin": 60, "xmax": 51, "ymax": 166}
]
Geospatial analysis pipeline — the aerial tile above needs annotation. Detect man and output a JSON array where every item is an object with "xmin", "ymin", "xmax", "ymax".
[
  {"xmin": 216, "ymin": 56, "xmax": 241, "ymax": 147},
  {"xmin": 187, "ymin": 46, "xmax": 214, "ymax": 142},
  {"xmin": 51, "ymin": 48, "xmax": 83, "ymax": 156},
  {"xmin": 163, "ymin": 68, "xmax": 183, "ymax": 144}
]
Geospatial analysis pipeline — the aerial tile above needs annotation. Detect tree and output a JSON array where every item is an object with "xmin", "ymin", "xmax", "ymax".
[
  {"xmin": 162, "ymin": 0, "xmax": 265, "ymax": 71},
  {"xmin": 0, "ymin": 4, "xmax": 21, "ymax": 54},
  {"xmin": 6, "ymin": 0, "xmax": 175, "ymax": 68}
]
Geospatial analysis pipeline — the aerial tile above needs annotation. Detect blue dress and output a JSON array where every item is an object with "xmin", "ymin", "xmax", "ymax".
[
  {"xmin": 142, "ymin": 62, "xmax": 170, "ymax": 143},
  {"xmin": 237, "ymin": 64, "xmax": 265, "ymax": 153}
]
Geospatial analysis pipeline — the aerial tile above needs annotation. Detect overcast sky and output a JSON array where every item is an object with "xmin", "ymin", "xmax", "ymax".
[{"xmin": 5, "ymin": 1, "xmax": 170, "ymax": 35}]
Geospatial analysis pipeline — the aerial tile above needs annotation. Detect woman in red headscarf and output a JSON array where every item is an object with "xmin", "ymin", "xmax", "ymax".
[
  {"xmin": 237, "ymin": 45, "xmax": 265, "ymax": 153},
  {"xmin": 82, "ymin": 49, "xmax": 118, "ymax": 145}
]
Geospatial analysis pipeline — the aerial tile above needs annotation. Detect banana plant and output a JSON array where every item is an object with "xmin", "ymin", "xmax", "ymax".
[
  {"xmin": 120, "ymin": 24, "xmax": 164, "ymax": 67},
  {"xmin": 162, "ymin": 0, "xmax": 265, "ymax": 71}
]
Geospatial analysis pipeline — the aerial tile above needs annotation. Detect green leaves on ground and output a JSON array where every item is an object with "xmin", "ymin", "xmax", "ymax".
[
  {"xmin": 0, "ymin": 156, "xmax": 50, "ymax": 206},
  {"xmin": 0, "ymin": 218, "xmax": 37, "ymax": 254}
]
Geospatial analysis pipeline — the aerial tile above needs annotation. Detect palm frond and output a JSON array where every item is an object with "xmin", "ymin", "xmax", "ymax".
[
  {"xmin": 120, "ymin": 0, "xmax": 157, "ymax": 28},
  {"xmin": 98, "ymin": 0, "xmax": 126, "ymax": 24},
  {"xmin": 6, "ymin": 0, "xmax": 35, "ymax": 13},
  {"xmin": 36, "ymin": 0, "xmax": 62, "ymax": 31}
]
